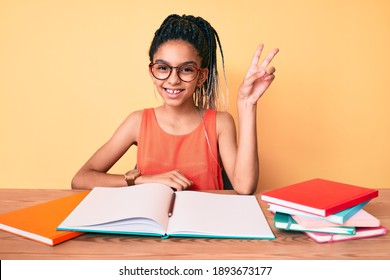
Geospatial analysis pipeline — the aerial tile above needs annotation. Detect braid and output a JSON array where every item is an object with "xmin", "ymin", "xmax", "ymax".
[{"xmin": 149, "ymin": 14, "xmax": 228, "ymax": 110}]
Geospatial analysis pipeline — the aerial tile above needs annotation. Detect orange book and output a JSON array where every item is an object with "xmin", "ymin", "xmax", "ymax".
[{"xmin": 0, "ymin": 191, "xmax": 89, "ymax": 246}]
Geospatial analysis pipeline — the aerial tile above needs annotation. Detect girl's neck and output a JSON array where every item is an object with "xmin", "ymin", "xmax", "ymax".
[
  {"xmin": 154, "ymin": 103, "xmax": 204, "ymax": 135},
  {"xmin": 160, "ymin": 101, "xmax": 200, "ymax": 116}
]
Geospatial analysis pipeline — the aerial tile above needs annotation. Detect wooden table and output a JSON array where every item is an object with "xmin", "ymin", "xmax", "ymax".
[{"xmin": 0, "ymin": 189, "xmax": 389, "ymax": 260}]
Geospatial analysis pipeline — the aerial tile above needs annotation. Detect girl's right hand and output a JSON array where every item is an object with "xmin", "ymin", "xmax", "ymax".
[
  {"xmin": 136, "ymin": 170, "xmax": 193, "ymax": 191},
  {"xmin": 238, "ymin": 44, "xmax": 279, "ymax": 105}
]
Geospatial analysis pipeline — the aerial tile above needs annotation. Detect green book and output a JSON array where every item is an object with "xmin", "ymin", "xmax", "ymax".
[{"xmin": 274, "ymin": 212, "xmax": 356, "ymax": 235}]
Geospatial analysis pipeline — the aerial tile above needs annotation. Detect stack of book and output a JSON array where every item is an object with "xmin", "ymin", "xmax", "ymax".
[{"xmin": 261, "ymin": 178, "xmax": 387, "ymax": 243}]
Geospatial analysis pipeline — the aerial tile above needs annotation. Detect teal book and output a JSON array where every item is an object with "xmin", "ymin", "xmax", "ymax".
[
  {"xmin": 274, "ymin": 212, "xmax": 356, "ymax": 235},
  {"xmin": 268, "ymin": 200, "xmax": 368, "ymax": 224},
  {"xmin": 58, "ymin": 183, "xmax": 275, "ymax": 240}
]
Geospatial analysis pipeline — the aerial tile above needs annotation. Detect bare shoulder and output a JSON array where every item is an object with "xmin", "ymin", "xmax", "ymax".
[
  {"xmin": 216, "ymin": 110, "xmax": 236, "ymax": 135},
  {"xmin": 216, "ymin": 110, "xmax": 235, "ymax": 124},
  {"xmin": 110, "ymin": 109, "xmax": 145, "ymax": 145},
  {"xmin": 118, "ymin": 109, "xmax": 144, "ymax": 132},
  {"xmin": 125, "ymin": 109, "xmax": 144, "ymax": 123}
]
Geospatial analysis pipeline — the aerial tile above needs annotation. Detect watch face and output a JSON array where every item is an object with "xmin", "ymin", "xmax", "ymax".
[{"xmin": 127, "ymin": 169, "xmax": 140, "ymax": 180}]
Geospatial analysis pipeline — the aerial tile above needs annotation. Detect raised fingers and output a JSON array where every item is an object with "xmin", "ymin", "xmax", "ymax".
[
  {"xmin": 250, "ymin": 44, "xmax": 264, "ymax": 67},
  {"xmin": 259, "ymin": 48, "xmax": 279, "ymax": 70},
  {"xmin": 245, "ymin": 45, "xmax": 278, "ymax": 79},
  {"xmin": 245, "ymin": 44, "xmax": 264, "ymax": 79}
]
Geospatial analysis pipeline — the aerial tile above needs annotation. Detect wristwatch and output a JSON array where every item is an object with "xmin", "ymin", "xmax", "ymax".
[{"xmin": 124, "ymin": 169, "xmax": 141, "ymax": 186}]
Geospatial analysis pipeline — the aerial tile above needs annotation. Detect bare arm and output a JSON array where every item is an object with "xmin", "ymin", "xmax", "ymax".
[
  {"xmin": 219, "ymin": 44, "xmax": 279, "ymax": 195},
  {"xmin": 71, "ymin": 110, "xmax": 193, "ymax": 190},
  {"xmin": 71, "ymin": 111, "xmax": 143, "ymax": 189}
]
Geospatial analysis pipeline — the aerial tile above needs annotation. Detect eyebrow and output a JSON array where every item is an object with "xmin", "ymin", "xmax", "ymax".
[{"xmin": 154, "ymin": 59, "xmax": 199, "ymax": 66}]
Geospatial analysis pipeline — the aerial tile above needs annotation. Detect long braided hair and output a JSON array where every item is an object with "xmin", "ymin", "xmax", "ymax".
[{"xmin": 149, "ymin": 14, "xmax": 227, "ymax": 110}]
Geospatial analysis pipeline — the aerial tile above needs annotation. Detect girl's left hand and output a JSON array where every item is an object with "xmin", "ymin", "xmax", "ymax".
[{"xmin": 238, "ymin": 44, "xmax": 279, "ymax": 105}]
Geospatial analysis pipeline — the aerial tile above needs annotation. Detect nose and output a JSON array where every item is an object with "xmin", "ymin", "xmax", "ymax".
[{"xmin": 166, "ymin": 67, "xmax": 181, "ymax": 84}]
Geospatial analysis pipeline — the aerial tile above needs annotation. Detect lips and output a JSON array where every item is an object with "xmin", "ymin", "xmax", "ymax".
[{"xmin": 165, "ymin": 88, "xmax": 183, "ymax": 98}]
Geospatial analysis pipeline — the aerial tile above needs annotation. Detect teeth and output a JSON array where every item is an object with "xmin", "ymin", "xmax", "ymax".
[{"xmin": 166, "ymin": 89, "xmax": 181, "ymax": 94}]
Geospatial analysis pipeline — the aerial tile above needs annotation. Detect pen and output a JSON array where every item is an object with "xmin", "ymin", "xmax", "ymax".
[{"xmin": 168, "ymin": 192, "xmax": 176, "ymax": 217}]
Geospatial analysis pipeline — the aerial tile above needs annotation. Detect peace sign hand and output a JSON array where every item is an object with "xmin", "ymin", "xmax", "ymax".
[{"xmin": 238, "ymin": 44, "xmax": 279, "ymax": 105}]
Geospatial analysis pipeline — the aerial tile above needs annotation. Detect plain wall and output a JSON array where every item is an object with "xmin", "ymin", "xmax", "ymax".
[{"xmin": 1, "ymin": 0, "xmax": 389, "ymax": 190}]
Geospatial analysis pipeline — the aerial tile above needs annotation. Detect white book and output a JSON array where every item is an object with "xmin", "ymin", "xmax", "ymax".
[
  {"xmin": 58, "ymin": 183, "xmax": 275, "ymax": 240},
  {"xmin": 292, "ymin": 209, "xmax": 380, "ymax": 228}
]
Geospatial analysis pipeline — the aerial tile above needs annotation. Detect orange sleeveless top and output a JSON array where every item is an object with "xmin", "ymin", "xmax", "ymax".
[{"xmin": 137, "ymin": 108, "xmax": 223, "ymax": 190}]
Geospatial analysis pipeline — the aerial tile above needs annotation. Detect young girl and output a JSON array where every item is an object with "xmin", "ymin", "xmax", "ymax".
[{"xmin": 71, "ymin": 14, "xmax": 278, "ymax": 194}]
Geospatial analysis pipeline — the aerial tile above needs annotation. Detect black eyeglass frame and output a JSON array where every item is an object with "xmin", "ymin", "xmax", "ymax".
[{"xmin": 149, "ymin": 63, "xmax": 202, "ymax": 82}]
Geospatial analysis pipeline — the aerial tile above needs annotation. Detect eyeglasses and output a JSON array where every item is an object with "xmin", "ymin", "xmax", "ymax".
[{"xmin": 149, "ymin": 63, "xmax": 202, "ymax": 82}]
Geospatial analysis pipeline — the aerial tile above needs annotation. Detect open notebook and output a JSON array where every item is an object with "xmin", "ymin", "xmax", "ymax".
[{"xmin": 58, "ymin": 183, "xmax": 275, "ymax": 240}]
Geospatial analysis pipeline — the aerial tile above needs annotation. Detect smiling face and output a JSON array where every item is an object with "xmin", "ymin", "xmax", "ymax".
[{"xmin": 149, "ymin": 40, "xmax": 208, "ymax": 108}]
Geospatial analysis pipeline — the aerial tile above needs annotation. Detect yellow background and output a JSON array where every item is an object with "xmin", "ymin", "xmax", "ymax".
[{"xmin": 1, "ymin": 0, "xmax": 389, "ymax": 190}]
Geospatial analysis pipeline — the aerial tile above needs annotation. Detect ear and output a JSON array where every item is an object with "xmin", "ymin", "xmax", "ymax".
[
  {"xmin": 197, "ymin": 68, "xmax": 209, "ymax": 86},
  {"xmin": 148, "ymin": 65, "xmax": 154, "ymax": 79}
]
